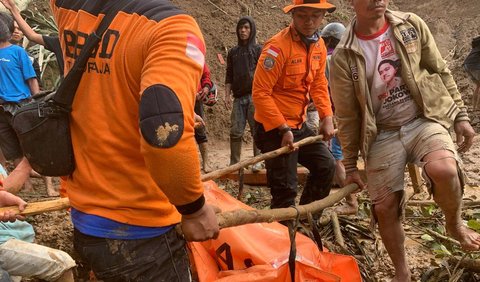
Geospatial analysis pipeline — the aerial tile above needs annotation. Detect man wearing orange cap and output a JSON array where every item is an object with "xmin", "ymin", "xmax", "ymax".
[{"xmin": 252, "ymin": 0, "xmax": 336, "ymax": 211}]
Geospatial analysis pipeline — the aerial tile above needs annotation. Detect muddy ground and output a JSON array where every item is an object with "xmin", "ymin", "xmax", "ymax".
[{"xmin": 18, "ymin": 0, "xmax": 480, "ymax": 281}]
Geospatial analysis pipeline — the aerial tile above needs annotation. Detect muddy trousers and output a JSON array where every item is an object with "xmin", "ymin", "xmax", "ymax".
[
  {"xmin": 254, "ymin": 122, "xmax": 336, "ymax": 209},
  {"xmin": 194, "ymin": 100, "xmax": 207, "ymax": 144},
  {"xmin": 73, "ymin": 228, "xmax": 191, "ymax": 282},
  {"xmin": 230, "ymin": 95, "xmax": 257, "ymax": 164}
]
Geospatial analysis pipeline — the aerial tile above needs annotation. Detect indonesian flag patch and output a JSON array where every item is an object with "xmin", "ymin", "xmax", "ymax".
[
  {"xmin": 186, "ymin": 33, "xmax": 206, "ymax": 67},
  {"xmin": 266, "ymin": 45, "xmax": 280, "ymax": 58}
]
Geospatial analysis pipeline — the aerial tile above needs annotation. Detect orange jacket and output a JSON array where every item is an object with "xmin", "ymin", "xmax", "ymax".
[
  {"xmin": 253, "ymin": 24, "xmax": 333, "ymax": 131},
  {"xmin": 50, "ymin": 1, "xmax": 205, "ymax": 227}
]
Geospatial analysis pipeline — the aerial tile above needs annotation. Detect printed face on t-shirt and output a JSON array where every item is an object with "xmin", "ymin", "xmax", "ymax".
[{"xmin": 378, "ymin": 61, "xmax": 396, "ymax": 84}]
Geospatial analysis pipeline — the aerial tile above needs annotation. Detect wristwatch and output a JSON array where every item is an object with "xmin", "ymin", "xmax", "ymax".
[{"xmin": 278, "ymin": 127, "xmax": 292, "ymax": 136}]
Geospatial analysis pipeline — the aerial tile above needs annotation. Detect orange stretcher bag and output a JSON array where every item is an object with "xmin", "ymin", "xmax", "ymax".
[{"xmin": 189, "ymin": 181, "xmax": 361, "ymax": 282}]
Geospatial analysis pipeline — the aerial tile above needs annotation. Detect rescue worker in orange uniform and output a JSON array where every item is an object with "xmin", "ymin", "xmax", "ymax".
[
  {"xmin": 50, "ymin": 0, "xmax": 219, "ymax": 280},
  {"xmin": 253, "ymin": 0, "xmax": 336, "ymax": 210}
]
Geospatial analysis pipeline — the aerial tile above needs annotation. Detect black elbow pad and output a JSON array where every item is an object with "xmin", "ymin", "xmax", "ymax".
[{"xmin": 139, "ymin": 84, "xmax": 184, "ymax": 148}]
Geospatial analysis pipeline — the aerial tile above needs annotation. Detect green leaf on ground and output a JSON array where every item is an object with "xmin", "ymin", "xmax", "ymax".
[
  {"xmin": 467, "ymin": 219, "xmax": 480, "ymax": 231},
  {"xmin": 421, "ymin": 234, "xmax": 435, "ymax": 242}
]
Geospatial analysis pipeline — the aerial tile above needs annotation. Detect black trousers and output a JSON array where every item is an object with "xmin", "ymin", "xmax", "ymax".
[
  {"xmin": 74, "ymin": 228, "xmax": 191, "ymax": 282},
  {"xmin": 254, "ymin": 122, "xmax": 335, "ymax": 209}
]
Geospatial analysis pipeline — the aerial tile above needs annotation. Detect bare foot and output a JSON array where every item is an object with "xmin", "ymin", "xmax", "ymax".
[
  {"xmin": 23, "ymin": 179, "xmax": 34, "ymax": 193},
  {"xmin": 447, "ymin": 224, "xmax": 480, "ymax": 251},
  {"xmin": 334, "ymin": 202, "xmax": 358, "ymax": 215},
  {"xmin": 44, "ymin": 177, "xmax": 59, "ymax": 197}
]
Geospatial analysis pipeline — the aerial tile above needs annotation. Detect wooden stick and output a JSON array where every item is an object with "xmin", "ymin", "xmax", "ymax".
[
  {"xmin": 0, "ymin": 198, "xmax": 70, "ymax": 216},
  {"xmin": 331, "ymin": 211, "xmax": 346, "ymax": 249},
  {"xmin": 408, "ymin": 200, "xmax": 480, "ymax": 208},
  {"xmin": 201, "ymin": 131, "xmax": 336, "ymax": 182},
  {"xmin": 237, "ymin": 168, "xmax": 245, "ymax": 200},
  {"xmin": 448, "ymin": 257, "xmax": 480, "ymax": 273},
  {"xmin": 0, "ymin": 183, "xmax": 357, "ymax": 229},
  {"xmin": 216, "ymin": 183, "xmax": 357, "ymax": 229},
  {"xmin": 425, "ymin": 229, "xmax": 460, "ymax": 247},
  {"xmin": 407, "ymin": 163, "xmax": 422, "ymax": 194},
  {"xmin": 206, "ymin": 0, "xmax": 230, "ymax": 16},
  {"xmin": 1, "ymin": 131, "xmax": 342, "ymax": 224}
]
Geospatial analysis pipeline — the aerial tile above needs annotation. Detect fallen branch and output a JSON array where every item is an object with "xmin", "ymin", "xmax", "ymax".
[
  {"xmin": 408, "ymin": 200, "xmax": 480, "ymax": 209},
  {"xmin": 202, "ymin": 131, "xmax": 336, "ymax": 182},
  {"xmin": 425, "ymin": 229, "xmax": 460, "ymax": 247},
  {"xmin": 331, "ymin": 211, "xmax": 346, "ymax": 249},
  {"xmin": 216, "ymin": 183, "xmax": 357, "ymax": 229},
  {"xmin": 448, "ymin": 256, "xmax": 480, "ymax": 273},
  {"xmin": 206, "ymin": 0, "xmax": 230, "ymax": 16}
]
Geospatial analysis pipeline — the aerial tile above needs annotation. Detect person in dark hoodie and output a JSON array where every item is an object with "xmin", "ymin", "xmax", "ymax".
[
  {"xmin": 225, "ymin": 16, "xmax": 262, "ymax": 171},
  {"xmin": 464, "ymin": 36, "xmax": 480, "ymax": 110}
]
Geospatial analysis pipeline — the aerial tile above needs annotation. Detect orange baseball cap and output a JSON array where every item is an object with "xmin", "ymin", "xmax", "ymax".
[{"xmin": 283, "ymin": 0, "xmax": 336, "ymax": 14}]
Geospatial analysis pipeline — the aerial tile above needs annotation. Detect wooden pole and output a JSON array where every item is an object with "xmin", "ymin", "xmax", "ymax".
[
  {"xmin": 1, "ymin": 131, "xmax": 345, "ymax": 227},
  {"xmin": 201, "ymin": 131, "xmax": 335, "ymax": 182},
  {"xmin": 407, "ymin": 163, "xmax": 423, "ymax": 194},
  {"xmin": 215, "ymin": 183, "xmax": 358, "ymax": 229},
  {"xmin": 0, "ymin": 183, "xmax": 358, "ymax": 231},
  {"xmin": 0, "ymin": 198, "xmax": 70, "ymax": 216}
]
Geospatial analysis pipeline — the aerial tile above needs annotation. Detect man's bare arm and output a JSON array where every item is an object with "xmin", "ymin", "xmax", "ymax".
[
  {"xmin": 0, "ymin": 0, "xmax": 45, "ymax": 45},
  {"xmin": 27, "ymin": 77, "xmax": 40, "ymax": 96}
]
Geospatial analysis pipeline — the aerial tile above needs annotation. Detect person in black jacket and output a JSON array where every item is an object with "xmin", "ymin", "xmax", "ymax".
[
  {"xmin": 464, "ymin": 36, "xmax": 480, "ymax": 110},
  {"xmin": 225, "ymin": 16, "xmax": 262, "ymax": 170}
]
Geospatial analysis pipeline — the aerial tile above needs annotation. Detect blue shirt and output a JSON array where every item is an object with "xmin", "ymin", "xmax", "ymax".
[
  {"xmin": 71, "ymin": 208, "xmax": 173, "ymax": 240},
  {"xmin": 0, "ymin": 44, "xmax": 36, "ymax": 102}
]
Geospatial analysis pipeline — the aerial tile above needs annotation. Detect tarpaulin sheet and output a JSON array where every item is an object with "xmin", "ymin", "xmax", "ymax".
[{"xmin": 189, "ymin": 181, "xmax": 361, "ymax": 281}]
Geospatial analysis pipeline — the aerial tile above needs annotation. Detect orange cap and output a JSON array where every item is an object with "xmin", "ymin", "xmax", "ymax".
[{"xmin": 283, "ymin": 0, "xmax": 336, "ymax": 13}]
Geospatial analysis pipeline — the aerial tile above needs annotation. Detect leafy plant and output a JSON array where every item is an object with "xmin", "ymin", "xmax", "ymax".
[{"xmin": 21, "ymin": 6, "xmax": 61, "ymax": 89}]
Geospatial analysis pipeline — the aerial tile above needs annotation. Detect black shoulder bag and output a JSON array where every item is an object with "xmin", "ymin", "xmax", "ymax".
[{"xmin": 12, "ymin": 1, "xmax": 128, "ymax": 176}]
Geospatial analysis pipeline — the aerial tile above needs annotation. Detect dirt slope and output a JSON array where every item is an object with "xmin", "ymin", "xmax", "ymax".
[
  {"xmin": 22, "ymin": 1, "xmax": 480, "ymax": 281},
  {"xmin": 171, "ymin": 0, "xmax": 480, "ymax": 140}
]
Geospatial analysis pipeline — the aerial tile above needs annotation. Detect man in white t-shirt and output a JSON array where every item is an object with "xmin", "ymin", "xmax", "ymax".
[{"xmin": 330, "ymin": 0, "xmax": 479, "ymax": 281}]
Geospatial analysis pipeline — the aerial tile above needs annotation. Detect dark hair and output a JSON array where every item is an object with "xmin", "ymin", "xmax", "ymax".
[
  {"xmin": 0, "ymin": 12, "xmax": 14, "ymax": 33},
  {"xmin": 237, "ymin": 19, "xmax": 250, "ymax": 29},
  {"xmin": 378, "ymin": 59, "xmax": 401, "ymax": 76},
  {"xmin": 0, "ymin": 16, "xmax": 12, "ymax": 43}
]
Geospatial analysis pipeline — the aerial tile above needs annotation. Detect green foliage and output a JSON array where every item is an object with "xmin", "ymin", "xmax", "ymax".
[
  {"xmin": 422, "ymin": 204, "xmax": 438, "ymax": 216},
  {"xmin": 421, "ymin": 234, "xmax": 435, "ymax": 242},
  {"xmin": 431, "ymin": 242, "xmax": 452, "ymax": 257},
  {"xmin": 22, "ymin": 7, "xmax": 61, "ymax": 89},
  {"xmin": 245, "ymin": 192, "xmax": 257, "ymax": 205},
  {"xmin": 467, "ymin": 219, "xmax": 480, "ymax": 231}
]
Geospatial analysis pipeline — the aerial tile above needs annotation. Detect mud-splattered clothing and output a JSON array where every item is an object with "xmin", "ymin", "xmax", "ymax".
[{"xmin": 50, "ymin": 0, "xmax": 206, "ymax": 231}]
